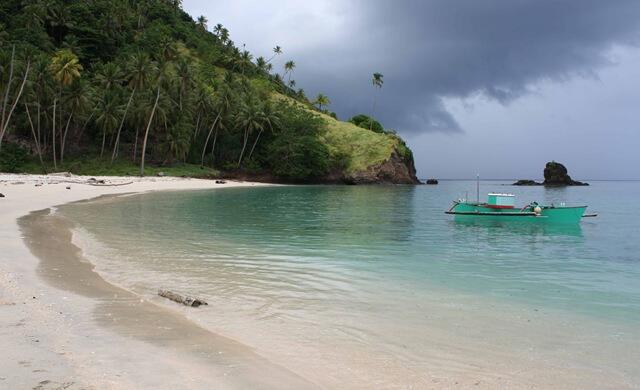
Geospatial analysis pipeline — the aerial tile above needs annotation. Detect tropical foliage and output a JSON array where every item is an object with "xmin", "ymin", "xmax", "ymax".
[{"xmin": 0, "ymin": 0, "xmax": 413, "ymax": 182}]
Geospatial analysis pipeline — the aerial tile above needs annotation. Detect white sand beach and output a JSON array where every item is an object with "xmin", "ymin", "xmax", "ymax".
[{"xmin": 0, "ymin": 174, "xmax": 316, "ymax": 389}]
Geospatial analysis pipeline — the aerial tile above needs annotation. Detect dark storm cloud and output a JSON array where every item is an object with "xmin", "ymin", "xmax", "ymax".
[{"xmin": 292, "ymin": 0, "xmax": 640, "ymax": 133}]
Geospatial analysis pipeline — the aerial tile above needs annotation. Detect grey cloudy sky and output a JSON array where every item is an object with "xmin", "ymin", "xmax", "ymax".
[{"xmin": 183, "ymin": 0, "xmax": 640, "ymax": 179}]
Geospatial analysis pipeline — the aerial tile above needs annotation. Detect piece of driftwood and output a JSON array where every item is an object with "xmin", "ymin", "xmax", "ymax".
[
  {"xmin": 86, "ymin": 180, "xmax": 133, "ymax": 187},
  {"xmin": 158, "ymin": 290, "xmax": 208, "ymax": 307}
]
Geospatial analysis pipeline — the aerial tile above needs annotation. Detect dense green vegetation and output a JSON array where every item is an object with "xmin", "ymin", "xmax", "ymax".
[{"xmin": 0, "ymin": 0, "xmax": 415, "ymax": 182}]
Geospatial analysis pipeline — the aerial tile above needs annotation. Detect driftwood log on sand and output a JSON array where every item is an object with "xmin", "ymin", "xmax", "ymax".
[{"xmin": 158, "ymin": 290, "xmax": 208, "ymax": 307}]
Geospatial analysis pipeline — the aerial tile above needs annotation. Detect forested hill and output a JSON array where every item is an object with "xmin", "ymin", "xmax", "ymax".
[{"xmin": 0, "ymin": 0, "xmax": 418, "ymax": 183}]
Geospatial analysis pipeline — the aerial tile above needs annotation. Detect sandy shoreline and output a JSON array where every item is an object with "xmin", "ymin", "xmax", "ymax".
[{"xmin": 0, "ymin": 173, "xmax": 314, "ymax": 389}]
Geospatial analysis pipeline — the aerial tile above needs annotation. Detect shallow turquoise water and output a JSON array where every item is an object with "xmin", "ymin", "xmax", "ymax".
[{"xmin": 60, "ymin": 181, "xmax": 640, "ymax": 386}]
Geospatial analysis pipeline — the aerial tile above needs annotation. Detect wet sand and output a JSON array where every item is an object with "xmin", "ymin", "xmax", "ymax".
[{"xmin": 0, "ymin": 174, "xmax": 314, "ymax": 389}]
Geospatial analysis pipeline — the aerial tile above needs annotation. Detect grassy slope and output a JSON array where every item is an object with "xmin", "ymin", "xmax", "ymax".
[
  {"xmin": 319, "ymin": 112, "xmax": 398, "ymax": 174},
  {"xmin": 274, "ymin": 94, "xmax": 400, "ymax": 174}
]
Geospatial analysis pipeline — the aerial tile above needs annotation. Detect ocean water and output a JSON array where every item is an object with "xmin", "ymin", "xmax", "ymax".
[{"xmin": 59, "ymin": 181, "xmax": 640, "ymax": 387}]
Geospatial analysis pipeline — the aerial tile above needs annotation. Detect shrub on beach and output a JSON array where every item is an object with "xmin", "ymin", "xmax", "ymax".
[{"xmin": 0, "ymin": 143, "xmax": 28, "ymax": 173}]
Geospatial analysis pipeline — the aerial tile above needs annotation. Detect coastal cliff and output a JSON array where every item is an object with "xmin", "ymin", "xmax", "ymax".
[{"xmin": 319, "ymin": 112, "xmax": 419, "ymax": 184}]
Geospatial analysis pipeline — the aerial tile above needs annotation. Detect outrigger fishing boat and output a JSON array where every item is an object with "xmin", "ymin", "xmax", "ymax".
[{"xmin": 445, "ymin": 178, "xmax": 596, "ymax": 224}]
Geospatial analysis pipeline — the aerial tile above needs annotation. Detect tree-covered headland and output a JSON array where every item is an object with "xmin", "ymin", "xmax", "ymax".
[{"xmin": 0, "ymin": 0, "xmax": 417, "ymax": 183}]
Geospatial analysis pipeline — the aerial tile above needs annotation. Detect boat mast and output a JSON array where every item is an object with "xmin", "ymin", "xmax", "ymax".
[{"xmin": 476, "ymin": 174, "xmax": 480, "ymax": 203}]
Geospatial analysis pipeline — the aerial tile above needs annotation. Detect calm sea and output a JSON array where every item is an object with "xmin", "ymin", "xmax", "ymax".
[{"xmin": 59, "ymin": 181, "xmax": 640, "ymax": 387}]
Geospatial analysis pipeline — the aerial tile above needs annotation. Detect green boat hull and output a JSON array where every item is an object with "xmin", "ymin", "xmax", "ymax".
[{"xmin": 446, "ymin": 202, "xmax": 587, "ymax": 224}]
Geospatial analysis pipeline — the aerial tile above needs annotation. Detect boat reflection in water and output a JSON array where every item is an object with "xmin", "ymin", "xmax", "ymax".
[{"xmin": 451, "ymin": 217, "xmax": 584, "ymax": 238}]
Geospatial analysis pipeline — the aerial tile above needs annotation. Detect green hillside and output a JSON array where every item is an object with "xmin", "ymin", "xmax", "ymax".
[{"xmin": 0, "ymin": 0, "xmax": 417, "ymax": 183}]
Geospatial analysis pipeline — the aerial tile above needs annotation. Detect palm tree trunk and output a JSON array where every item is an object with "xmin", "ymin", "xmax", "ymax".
[
  {"xmin": 210, "ymin": 127, "xmax": 218, "ymax": 161},
  {"xmin": 100, "ymin": 123, "xmax": 107, "ymax": 158},
  {"xmin": 370, "ymin": 89, "xmax": 378, "ymax": 131},
  {"xmin": 37, "ymin": 100, "xmax": 41, "ymax": 147},
  {"xmin": 60, "ymin": 107, "xmax": 74, "ymax": 164},
  {"xmin": 237, "ymin": 127, "xmax": 250, "ymax": 168},
  {"xmin": 75, "ymin": 109, "xmax": 95, "ymax": 148},
  {"xmin": 52, "ymin": 98, "xmax": 57, "ymax": 169},
  {"xmin": 111, "ymin": 87, "xmax": 136, "ymax": 163},
  {"xmin": 247, "ymin": 128, "xmax": 263, "ymax": 161},
  {"xmin": 193, "ymin": 112, "xmax": 201, "ymax": 140},
  {"xmin": 200, "ymin": 112, "xmax": 220, "ymax": 167},
  {"xmin": 25, "ymin": 104, "xmax": 47, "ymax": 174},
  {"xmin": 140, "ymin": 86, "xmax": 161, "ymax": 176},
  {"xmin": 0, "ymin": 59, "xmax": 30, "ymax": 150},
  {"xmin": 0, "ymin": 45, "xmax": 15, "ymax": 143},
  {"xmin": 133, "ymin": 126, "xmax": 141, "ymax": 162}
]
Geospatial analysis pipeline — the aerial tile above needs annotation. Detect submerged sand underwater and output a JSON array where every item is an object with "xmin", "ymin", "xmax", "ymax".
[{"xmin": 2, "ymin": 176, "xmax": 640, "ymax": 388}]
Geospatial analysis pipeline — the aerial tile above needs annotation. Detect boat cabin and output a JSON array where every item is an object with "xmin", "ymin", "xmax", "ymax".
[{"xmin": 486, "ymin": 193, "xmax": 515, "ymax": 209}]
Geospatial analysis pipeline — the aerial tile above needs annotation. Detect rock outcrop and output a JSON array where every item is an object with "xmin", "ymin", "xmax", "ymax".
[
  {"xmin": 543, "ymin": 161, "xmax": 588, "ymax": 186},
  {"xmin": 426, "ymin": 179, "xmax": 439, "ymax": 185},
  {"xmin": 342, "ymin": 150, "xmax": 420, "ymax": 184},
  {"xmin": 513, "ymin": 179, "xmax": 541, "ymax": 186},
  {"xmin": 513, "ymin": 161, "xmax": 589, "ymax": 186}
]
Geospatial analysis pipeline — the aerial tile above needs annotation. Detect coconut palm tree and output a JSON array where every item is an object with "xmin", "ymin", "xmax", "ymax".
[
  {"xmin": 95, "ymin": 91, "xmax": 121, "ymax": 158},
  {"xmin": 196, "ymin": 15, "xmax": 208, "ymax": 31},
  {"xmin": 140, "ymin": 60, "xmax": 173, "ymax": 176},
  {"xmin": 175, "ymin": 57, "xmax": 194, "ymax": 111},
  {"xmin": 213, "ymin": 23, "xmax": 223, "ymax": 36},
  {"xmin": 219, "ymin": 28, "xmax": 230, "ymax": 44},
  {"xmin": 60, "ymin": 78, "xmax": 92, "ymax": 163},
  {"xmin": 95, "ymin": 62, "xmax": 122, "ymax": 92},
  {"xmin": 50, "ymin": 49, "xmax": 82, "ymax": 87},
  {"xmin": 314, "ymin": 93, "xmax": 330, "ymax": 111},
  {"xmin": 0, "ymin": 46, "xmax": 31, "ymax": 151},
  {"xmin": 26, "ymin": 58, "xmax": 53, "ymax": 151},
  {"xmin": 111, "ymin": 53, "xmax": 155, "ymax": 163},
  {"xmin": 49, "ymin": 49, "xmax": 82, "ymax": 167},
  {"xmin": 255, "ymin": 56, "xmax": 267, "ymax": 72},
  {"xmin": 235, "ymin": 97, "xmax": 266, "ymax": 167},
  {"xmin": 370, "ymin": 72, "xmax": 383, "ymax": 130},
  {"xmin": 267, "ymin": 45, "xmax": 282, "ymax": 63},
  {"xmin": 201, "ymin": 85, "xmax": 232, "ymax": 167},
  {"xmin": 247, "ymin": 100, "xmax": 279, "ymax": 160},
  {"xmin": 284, "ymin": 60, "xmax": 296, "ymax": 85}
]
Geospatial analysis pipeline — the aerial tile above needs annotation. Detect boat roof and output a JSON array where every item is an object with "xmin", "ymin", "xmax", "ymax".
[{"xmin": 487, "ymin": 193, "xmax": 515, "ymax": 197}]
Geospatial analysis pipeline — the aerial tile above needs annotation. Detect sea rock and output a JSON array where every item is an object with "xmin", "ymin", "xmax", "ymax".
[
  {"xmin": 513, "ymin": 179, "xmax": 541, "ymax": 186},
  {"xmin": 543, "ymin": 161, "xmax": 589, "ymax": 186},
  {"xmin": 426, "ymin": 179, "xmax": 439, "ymax": 185}
]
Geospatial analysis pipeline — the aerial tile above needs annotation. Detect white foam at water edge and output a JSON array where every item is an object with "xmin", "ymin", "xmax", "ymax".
[{"xmin": 70, "ymin": 226, "xmax": 112, "ymax": 267}]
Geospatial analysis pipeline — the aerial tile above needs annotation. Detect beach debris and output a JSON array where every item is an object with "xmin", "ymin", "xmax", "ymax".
[
  {"xmin": 158, "ymin": 289, "xmax": 208, "ymax": 307},
  {"xmin": 66, "ymin": 186, "xmax": 71, "ymax": 190},
  {"xmin": 0, "ymin": 193, "xmax": 4, "ymax": 197},
  {"xmin": 215, "ymin": 180, "xmax": 227, "ymax": 184},
  {"xmin": 86, "ymin": 180, "xmax": 132, "ymax": 187},
  {"xmin": 157, "ymin": 171, "xmax": 166, "ymax": 177},
  {"xmin": 50, "ymin": 172, "xmax": 72, "ymax": 177}
]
